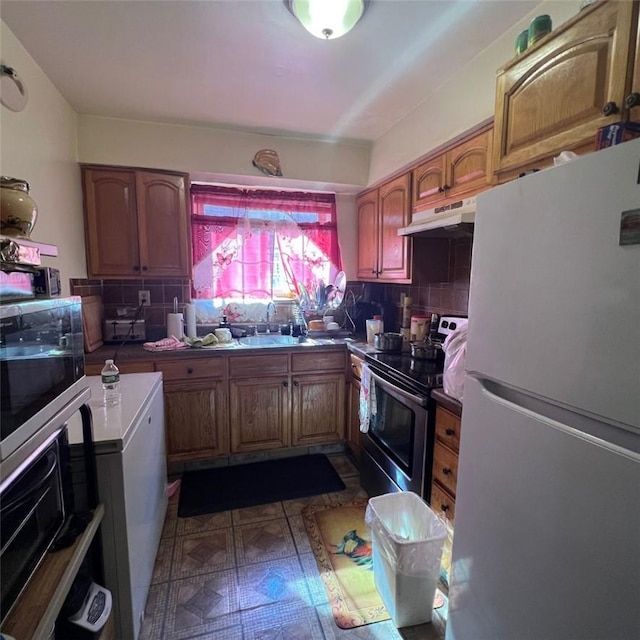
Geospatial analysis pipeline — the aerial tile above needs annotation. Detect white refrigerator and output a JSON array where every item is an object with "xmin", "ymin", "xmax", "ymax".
[{"xmin": 446, "ymin": 139, "xmax": 640, "ymax": 640}]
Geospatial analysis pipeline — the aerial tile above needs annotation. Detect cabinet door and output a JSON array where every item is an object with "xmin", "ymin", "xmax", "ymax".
[
  {"xmin": 136, "ymin": 171, "xmax": 191, "ymax": 277},
  {"xmin": 411, "ymin": 154, "xmax": 446, "ymax": 211},
  {"xmin": 356, "ymin": 190, "xmax": 379, "ymax": 280},
  {"xmin": 229, "ymin": 377, "xmax": 289, "ymax": 452},
  {"xmin": 377, "ymin": 174, "xmax": 411, "ymax": 282},
  {"xmin": 446, "ymin": 129, "xmax": 492, "ymax": 199},
  {"xmin": 163, "ymin": 379, "xmax": 229, "ymax": 462},
  {"xmin": 291, "ymin": 373, "xmax": 345, "ymax": 446},
  {"xmin": 82, "ymin": 168, "xmax": 140, "ymax": 277},
  {"xmin": 493, "ymin": 0, "xmax": 637, "ymax": 173},
  {"xmin": 347, "ymin": 378, "xmax": 361, "ymax": 460}
]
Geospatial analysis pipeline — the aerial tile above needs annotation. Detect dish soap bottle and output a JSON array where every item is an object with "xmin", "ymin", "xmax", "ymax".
[{"xmin": 101, "ymin": 359, "xmax": 121, "ymax": 407}]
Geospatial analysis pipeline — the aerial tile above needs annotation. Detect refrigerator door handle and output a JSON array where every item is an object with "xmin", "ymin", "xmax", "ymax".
[{"xmin": 476, "ymin": 376, "xmax": 640, "ymax": 459}]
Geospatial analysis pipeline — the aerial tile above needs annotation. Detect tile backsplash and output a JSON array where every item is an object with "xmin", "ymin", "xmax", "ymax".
[
  {"xmin": 70, "ymin": 278, "xmax": 191, "ymax": 341},
  {"xmin": 348, "ymin": 236, "xmax": 471, "ymax": 332}
]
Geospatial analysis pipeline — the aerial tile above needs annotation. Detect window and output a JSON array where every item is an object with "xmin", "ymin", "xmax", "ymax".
[{"xmin": 191, "ymin": 185, "xmax": 343, "ymax": 305}]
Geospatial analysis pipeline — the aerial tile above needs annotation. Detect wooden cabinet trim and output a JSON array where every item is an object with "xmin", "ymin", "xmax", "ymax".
[
  {"xmin": 291, "ymin": 350, "xmax": 346, "ymax": 373},
  {"xmin": 229, "ymin": 353, "xmax": 289, "ymax": 377}
]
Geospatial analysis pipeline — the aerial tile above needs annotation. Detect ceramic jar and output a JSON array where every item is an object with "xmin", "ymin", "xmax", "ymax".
[{"xmin": 1, "ymin": 177, "xmax": 38, "ymax": 237}]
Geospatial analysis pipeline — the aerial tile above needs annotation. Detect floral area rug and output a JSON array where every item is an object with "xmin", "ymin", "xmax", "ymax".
[{"xmin": 301, "ymin": 500, "xmax": 444, "ymax": 629}]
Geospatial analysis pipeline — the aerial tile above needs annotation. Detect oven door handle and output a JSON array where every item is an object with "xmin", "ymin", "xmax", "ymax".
[
  {"xmin": 0, "ymin": 450, "xmax": 58, "ymax": 516},
  {"xmin": 369, "ymin": 369, "xmax": 428, "ymax": 407}
]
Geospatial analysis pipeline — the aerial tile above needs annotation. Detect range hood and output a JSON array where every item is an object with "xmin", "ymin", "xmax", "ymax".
[{"xmin": 398, "ymin": 196, "xmax": 476, "ymax": 236}]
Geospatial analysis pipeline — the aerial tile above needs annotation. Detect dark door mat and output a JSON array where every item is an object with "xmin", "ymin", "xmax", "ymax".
[{"xmin": 177, "ymin": 453, "xmax": 346, "ymax": 518}]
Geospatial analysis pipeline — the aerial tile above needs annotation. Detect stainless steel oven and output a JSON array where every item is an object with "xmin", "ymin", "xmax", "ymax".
[
  {"xmin": 360, "ymin": 367, "xmax": 435, "ymax": 498},
  {"xmin": 0, "ymin": 297, "xmax": 86, "ymax": 461},
  {"xmin": 359, "ymin": 315, "xmax": 466, "ymax": 499}
]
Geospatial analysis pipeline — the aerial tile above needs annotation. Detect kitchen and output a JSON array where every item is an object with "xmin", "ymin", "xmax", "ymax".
[{"xmin": 1, "ymin": 1, "xmax": 639, "ymax": 639}]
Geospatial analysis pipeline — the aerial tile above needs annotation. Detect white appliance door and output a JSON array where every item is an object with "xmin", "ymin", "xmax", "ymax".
[
  {"xmin": 467, "ymin": 139, "xmax": 640, "ymax": 431},
  {"xmin": 447, "ymin": 376, "xmax": 640, "ymax": 640}
]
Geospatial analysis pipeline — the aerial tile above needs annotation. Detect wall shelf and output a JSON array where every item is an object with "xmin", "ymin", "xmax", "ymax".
[{"xmin": 1, "ymin": 504, "xmax": 105, "ymax": 639}]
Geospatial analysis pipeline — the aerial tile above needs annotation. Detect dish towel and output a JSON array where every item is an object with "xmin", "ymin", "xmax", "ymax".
[
  {"xmin": 359, "ymin": 362, "xmax": 377, "ymax": 433},
  {"xmin": 142, "ymin": 336, "xmax": 189, "ymax": 352}
]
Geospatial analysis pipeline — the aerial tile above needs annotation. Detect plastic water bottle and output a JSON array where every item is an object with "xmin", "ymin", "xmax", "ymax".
[{"xmin": 101, "ymin": 359, "xmax": 121, "ymax": 407}]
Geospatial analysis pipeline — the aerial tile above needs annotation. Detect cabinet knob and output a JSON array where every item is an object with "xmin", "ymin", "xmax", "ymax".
[
  {"xmin": 371, "ymin": 269, "xmax": 377, "ymax": 275},
  {"xmin": 442, "ymin": 467, "xmax": 452, "ymax": 475},
  {"xmin": 441, "ymin": 504, "xmax": 449, "ymax": 511},
  {"xmin": 602, "ymin": 101, "xmax": 619, "ymax": 116},
  {"xmin": 133, "ymin": 265, "xmax": 140, "ymax": 271},
  {"xmin": 442, "ymin": 184, "xmax": 451, "ymax": 191},
  {"xmin": 445, "ymin": 428, "xmax": 455, "ymax": 436},
  {"xmin": 438, "ymin": 186, "xmax": 446, "ymax": 193},
  {"xmin": 283, "ymin": 381, "xmax": 288, "ymax": 387},
  {"xmin": 187, "ymin": 367, "xmax": 193, "ymax": 374},
  {"xmin": 625, "ymin": 93, "xmax": 640, "ymax": 109},
  {"xmin": 293, "ymin": 380, "xmax": 299, "ymax": 387},
  {"xmin": 142, "ymin": 266, "xmax": 148, "ymax": 271}
]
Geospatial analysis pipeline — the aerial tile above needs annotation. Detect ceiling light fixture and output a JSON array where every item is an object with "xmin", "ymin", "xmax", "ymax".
[{"xmin": 284, "ymin": 0, "xmax": 368, "ymax": 40}]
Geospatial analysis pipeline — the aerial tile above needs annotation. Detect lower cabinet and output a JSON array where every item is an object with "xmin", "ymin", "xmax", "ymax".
[
  {"xmin": 155, "ymin": 357, "xmax": 229, "ymax": 463},
  {"xmin": 229, "ymin": 377, "xmax": 289, "ymax": 452},
  {"xmin": 430, "ymin": 403, "xmax": 462, "ymax": 523},
  {"xmin": 163, "ymin": 378, "xmax": 229, "ymax": 462},
  {"xmin": 347, "ymin": 353, "xmax": 364, "ymax": 460},
  {"xmin": 291, "ymin": 372, "xmax": 345, "ymax": 446}
]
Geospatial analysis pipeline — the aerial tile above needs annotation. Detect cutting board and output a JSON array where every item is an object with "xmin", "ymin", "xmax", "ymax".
[{"xmin": 82, "ymin": 295, "xmax": 104, "ymax": 353}]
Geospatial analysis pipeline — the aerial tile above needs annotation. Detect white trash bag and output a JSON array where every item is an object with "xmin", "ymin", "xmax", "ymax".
[{"xmin": 442, "ymin": 323, "xmax": 467, "ymax": 402}]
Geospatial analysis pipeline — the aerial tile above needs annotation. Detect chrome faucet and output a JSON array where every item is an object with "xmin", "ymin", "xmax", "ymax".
[{"xmin": 265, "ymin": 301, "xmax": 276, "ymax": 333}]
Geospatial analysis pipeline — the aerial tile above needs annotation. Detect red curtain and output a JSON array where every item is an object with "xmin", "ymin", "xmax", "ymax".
[{"xmin": 191, "ymin": 185, "xmax": 342, "ymax": 301}]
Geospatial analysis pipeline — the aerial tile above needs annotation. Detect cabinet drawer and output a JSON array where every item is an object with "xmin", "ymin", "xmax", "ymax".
[
  {"xmin": 435, "ymin": 405, "xmax": 461, "ymax": 452},
  {"xmin": 433, "ymin": 441, "xmax": 459, "ymax": 497},
  {"xmin": 291, "ymin": 350, "xmax": 345, "ymax": 373},
  {"xmin": 229, "ymin": 354, "xmax": 289, "ymax": 377},
  {"xmin": 349, "ymin": 354, "xmax": 363, "ymax": 380},
  {"xmin": 430, "ymin": 481, "xmax": 455, "ymax": 522},
  {"xmin": 156, "ymin": 357, "xmax": 224, "ymax": 381}
]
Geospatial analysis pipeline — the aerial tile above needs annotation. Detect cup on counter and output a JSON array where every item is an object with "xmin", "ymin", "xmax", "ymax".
[{"xmin": 214, "ymin": 328, "xmax": 232, "ymax": 343}]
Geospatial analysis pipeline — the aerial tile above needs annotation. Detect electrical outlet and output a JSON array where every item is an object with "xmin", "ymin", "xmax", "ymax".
[{"xmin": 138, "ymin": 290, "xmax": 151, "ymax": 306}]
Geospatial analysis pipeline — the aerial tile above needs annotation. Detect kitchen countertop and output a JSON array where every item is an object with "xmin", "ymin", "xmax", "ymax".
[
  {"xmin": 85, "ymin": 337, "xmax": 357, "ymax": 365},
  {"xmin": 431, "ymin": 388, "xmax": 463, "ymax": 416}
]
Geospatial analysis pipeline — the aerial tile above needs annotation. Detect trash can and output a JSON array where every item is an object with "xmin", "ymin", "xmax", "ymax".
[{"xmin": 365, "ymin": 491, "xmax": 447, "ymax": 628}]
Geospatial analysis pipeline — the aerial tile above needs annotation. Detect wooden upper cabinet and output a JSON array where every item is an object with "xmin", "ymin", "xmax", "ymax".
[
  {"xmin": 136, "ymin": 171, "xmax": 190, "ymax": 277},
  {"xmin": 82, "ymin": 168, "xmax": 139, "ymax": 277},
  {"xmin": 356, "ymin": 190, "xmax": 379, "ymax": 280},
  {"xmin": 493, "ymin": 0, "xmax": 639, "ymax": 175},
  {"xmin": 378, "ymin": 174, "xmax": 411, "ymax": 281},
  {"xmin": 356, "ymin": 174, "xmax": 412, "ymax": 283},
  {"xmin": 82, "ymin": 166, "xmax": 191, "ymax": 278},
  {"xmin": 412, "ymin": 128, "xmax": 492, "ymax": 212}
]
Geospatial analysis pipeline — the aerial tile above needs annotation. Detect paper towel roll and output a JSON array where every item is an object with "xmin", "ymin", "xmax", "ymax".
[
  {"xmin": 185, "ymin": 303, "xmax": 197, "ymax": 338},
  {"xmin": 167, "ymin": 313, "xmax": 184, "ymax": 339}
]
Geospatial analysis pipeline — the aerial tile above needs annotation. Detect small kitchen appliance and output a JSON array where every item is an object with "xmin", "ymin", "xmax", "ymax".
[
  {"xmin": 32, "ymin": 266, "xmax": 60, "ymax": 298},
  {"xmin": 102, "ymin": 318, "xmax": 146, "ymax": 344}
]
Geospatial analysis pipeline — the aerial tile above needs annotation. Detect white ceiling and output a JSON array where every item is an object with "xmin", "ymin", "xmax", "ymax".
[{"xmin": 1, "ymin": 0, "xmax": 540, "ymax": 143}]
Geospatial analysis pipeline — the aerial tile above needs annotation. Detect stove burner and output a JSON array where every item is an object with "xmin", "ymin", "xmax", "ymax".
[{"xmin": 365, "ymin": 350, "xmax": 444, "ymax": 396}]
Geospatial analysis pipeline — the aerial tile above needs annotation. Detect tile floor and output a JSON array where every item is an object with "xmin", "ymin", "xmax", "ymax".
[{"xmin": 140, "ymin": 453, "xmax": 447, "ymax": 640}]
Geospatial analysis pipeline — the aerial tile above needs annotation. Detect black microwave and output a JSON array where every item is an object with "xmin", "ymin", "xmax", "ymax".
[{"xmin": 0, "ymin": 297, "xmax": 87, "ymax": 463}]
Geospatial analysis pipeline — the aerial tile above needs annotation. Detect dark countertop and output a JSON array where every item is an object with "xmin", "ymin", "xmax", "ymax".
[
  {"xmin": 86, "ymin": 337, "xmax": 357, "ymax": 365},
  {"xmin": 431, "ymin": 388, "xmax": 463, "ymax": 416}
]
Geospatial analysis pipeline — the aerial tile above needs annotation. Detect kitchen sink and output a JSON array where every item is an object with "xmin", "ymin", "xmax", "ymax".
[{"xmin": 238, "ymin": 334, "xmax": 314, "ymax": 347}]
